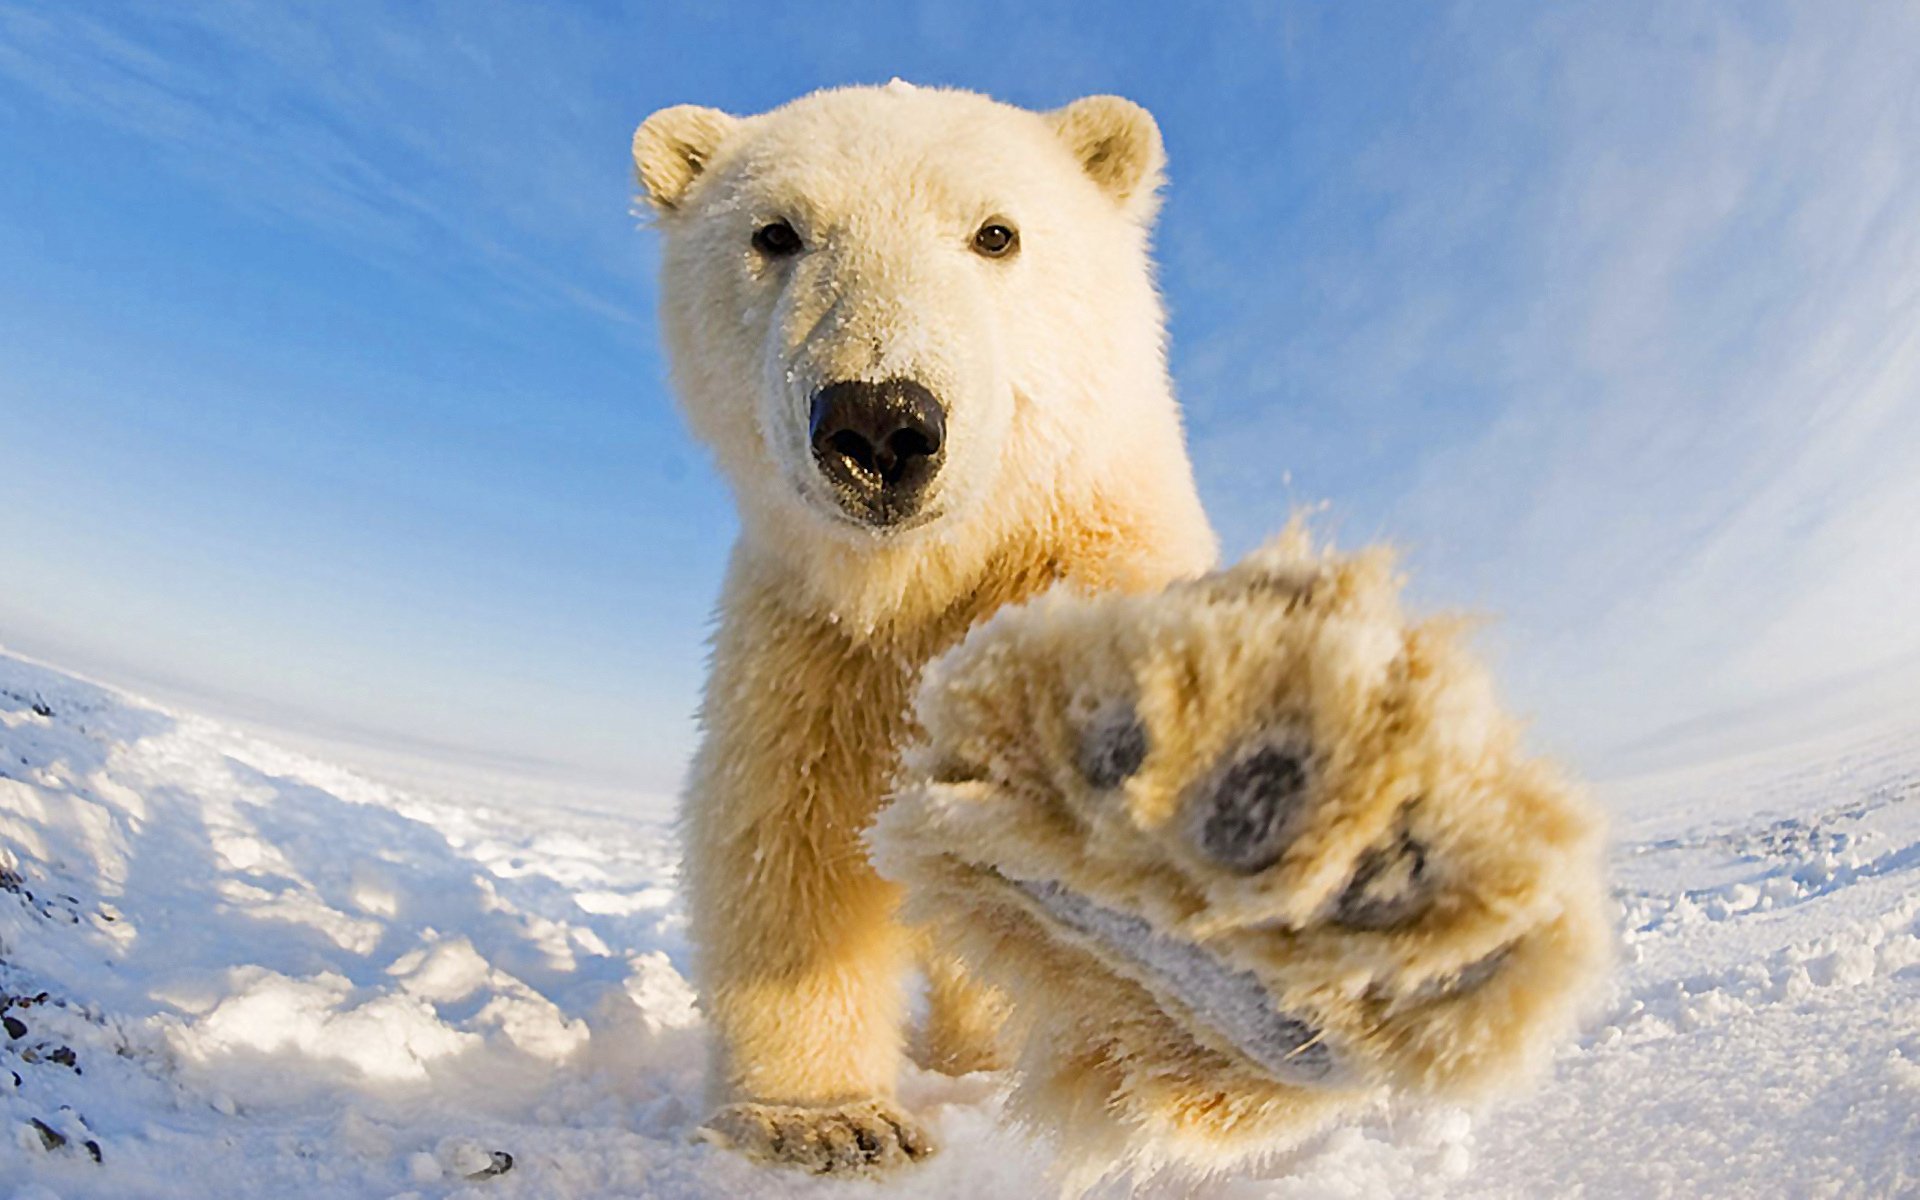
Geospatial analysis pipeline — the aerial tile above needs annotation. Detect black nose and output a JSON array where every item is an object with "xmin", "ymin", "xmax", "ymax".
[{"xmin": 808, "ymin": 378, "xmax": 947, "ymax": 525}]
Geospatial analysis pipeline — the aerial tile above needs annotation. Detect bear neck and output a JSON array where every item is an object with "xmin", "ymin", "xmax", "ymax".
[
  {"xmin": 733, "ymin": 461, "xmax": 1214, "ymax": 649},
  {"xmin": 735, "ymin": 508, "xmax": 1070, "ymax": 645}
]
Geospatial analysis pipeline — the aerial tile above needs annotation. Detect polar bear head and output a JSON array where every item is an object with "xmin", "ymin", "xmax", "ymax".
[{"xmin": 635, "ymin": 84, "xmax": 1184, "ymax": 624}]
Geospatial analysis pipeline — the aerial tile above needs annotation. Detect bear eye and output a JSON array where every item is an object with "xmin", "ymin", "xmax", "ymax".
[
  {"xmin": 752, "ymin": 220, "xmax": 803, "ymax": 257},
  {"xmin": 972, "ymin": 220, "xmax": 1018, "ymax": 259}
]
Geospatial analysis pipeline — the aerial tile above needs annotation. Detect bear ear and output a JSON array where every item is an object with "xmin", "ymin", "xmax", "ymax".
[
  {"xmin": 1046, "ymin": 95, "xmax": 1166, "ymax": 221},
  {"xmin": 633, "ymin": 105, "xmax": 739, "ymax": 212}
]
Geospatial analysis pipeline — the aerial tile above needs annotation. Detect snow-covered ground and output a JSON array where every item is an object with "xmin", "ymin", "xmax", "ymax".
[{"xmin": 2, "ymin": 649, "xmax": 1916, "ymax": 1199}]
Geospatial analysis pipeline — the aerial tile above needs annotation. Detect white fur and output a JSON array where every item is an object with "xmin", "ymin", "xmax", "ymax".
[
  {"xmin": 633, "ymin": 84, "xmax": 1218, "ymax": 1177},
  {"xmin": 641, "ymin": 85, "xmax": 1214, "ymax": 632}
]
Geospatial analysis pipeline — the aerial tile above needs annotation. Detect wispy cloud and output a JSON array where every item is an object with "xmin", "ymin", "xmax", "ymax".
[
  {"xmin": 0, "ymin": 1, "xmax": 651, "ymax": 329},
  {"xmin": 1179, "ymin": 3, "xmax": 1920, "ymax": 768}
]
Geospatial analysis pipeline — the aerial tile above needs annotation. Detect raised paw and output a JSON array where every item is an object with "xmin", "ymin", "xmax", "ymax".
[
  {"xmin": 698, "ymin": 1098, "xmax": 935, "ymax": 1176},
  {"xmin": 871, "ymin": 528, "xmax": 1610, "ymax": 1172}
]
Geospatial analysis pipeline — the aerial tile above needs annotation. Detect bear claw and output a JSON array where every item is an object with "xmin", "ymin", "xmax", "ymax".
[{"xmin": 1410, "ymin": 943, "xmax": 1515, "ymax": 1002}]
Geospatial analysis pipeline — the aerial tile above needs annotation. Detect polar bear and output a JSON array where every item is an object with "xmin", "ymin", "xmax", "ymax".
[
  {"xmin": 631, "ymin": 84, "xmax": 1606, "ymax": 1180},
  {"xmin": 633, "ymin": 83, "xmax": 1216, "ymax": 1172}
]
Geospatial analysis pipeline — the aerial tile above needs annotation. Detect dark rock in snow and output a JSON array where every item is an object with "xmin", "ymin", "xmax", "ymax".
[
  {"xmin": 467, "ymin": 1150, "xmax": 515, "ymax": 1180},
  {"xmin": 30, "ymin": 1117, "xmax": 66, "ymax": 1151}
]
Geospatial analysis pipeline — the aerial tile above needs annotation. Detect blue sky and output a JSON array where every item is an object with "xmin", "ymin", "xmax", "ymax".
[{"xmin": 2, "ymin": 2, "xmax": 1917, "ymax": 795}]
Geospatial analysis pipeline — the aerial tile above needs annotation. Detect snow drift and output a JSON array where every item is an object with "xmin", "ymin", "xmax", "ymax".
[{"xmin": 1, "ymin": 650, "xmax": 1916, "ymax": 1197}]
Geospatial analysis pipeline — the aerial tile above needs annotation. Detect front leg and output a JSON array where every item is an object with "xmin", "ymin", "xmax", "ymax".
[
  {"xmin": 688, "ymin": 808, "xmax": 931, "ymax": 1173},
  {"xmin": 681, "ymin": 571, "xmax": 935, "ymax": 1175}
]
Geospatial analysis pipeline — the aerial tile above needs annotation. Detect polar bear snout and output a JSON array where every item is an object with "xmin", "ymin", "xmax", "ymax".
[{"xmin": 808, "ymin": 378, "xmax": 948, "ymax": 526}]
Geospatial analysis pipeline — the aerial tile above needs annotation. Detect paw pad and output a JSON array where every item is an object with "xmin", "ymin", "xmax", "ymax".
[
  {"xmin": 1192, "ymin": 743, "xmax": 1313, "ymax": 874},
  {"xmin": 1333, "ymin": 827, "xmax": 1431, "ymax": 930},
  {"xmin": 1077, "ymin": 705, "xmax": 1148, "ymax": 789}
]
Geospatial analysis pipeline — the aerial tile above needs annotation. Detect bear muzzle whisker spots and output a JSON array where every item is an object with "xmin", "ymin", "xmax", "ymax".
[{"xmin": 1191, "ymin": 742, "xmax": 1316, "ymax": 875}]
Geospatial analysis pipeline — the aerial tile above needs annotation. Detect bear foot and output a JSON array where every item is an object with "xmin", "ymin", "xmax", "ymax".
[
  {"xmin": 698, "ymin": 1098, "xmax": 935, "ymax": 1176},
  {"xmin": 872, "ymin": 527, "xmax": 1611, "ymax": 1175}
]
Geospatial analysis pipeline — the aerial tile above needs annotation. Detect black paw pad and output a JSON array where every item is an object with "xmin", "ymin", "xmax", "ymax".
[
  {"xmin": 1077, "ymin": 706, "xmax": 1148, "ymax": 789},
  {"xmin": 1194, "ymin": 744, "xmax": 1313, "ymax": 874},
  {"xmin": 1334, "ymin": 830, "xmax": 1430, "ymax": 930}
]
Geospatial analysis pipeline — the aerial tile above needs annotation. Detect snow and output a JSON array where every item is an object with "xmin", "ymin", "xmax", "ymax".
[{"xmin": 2, "ymin": 649, "xmax": 1917, "ymax": 1198}]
